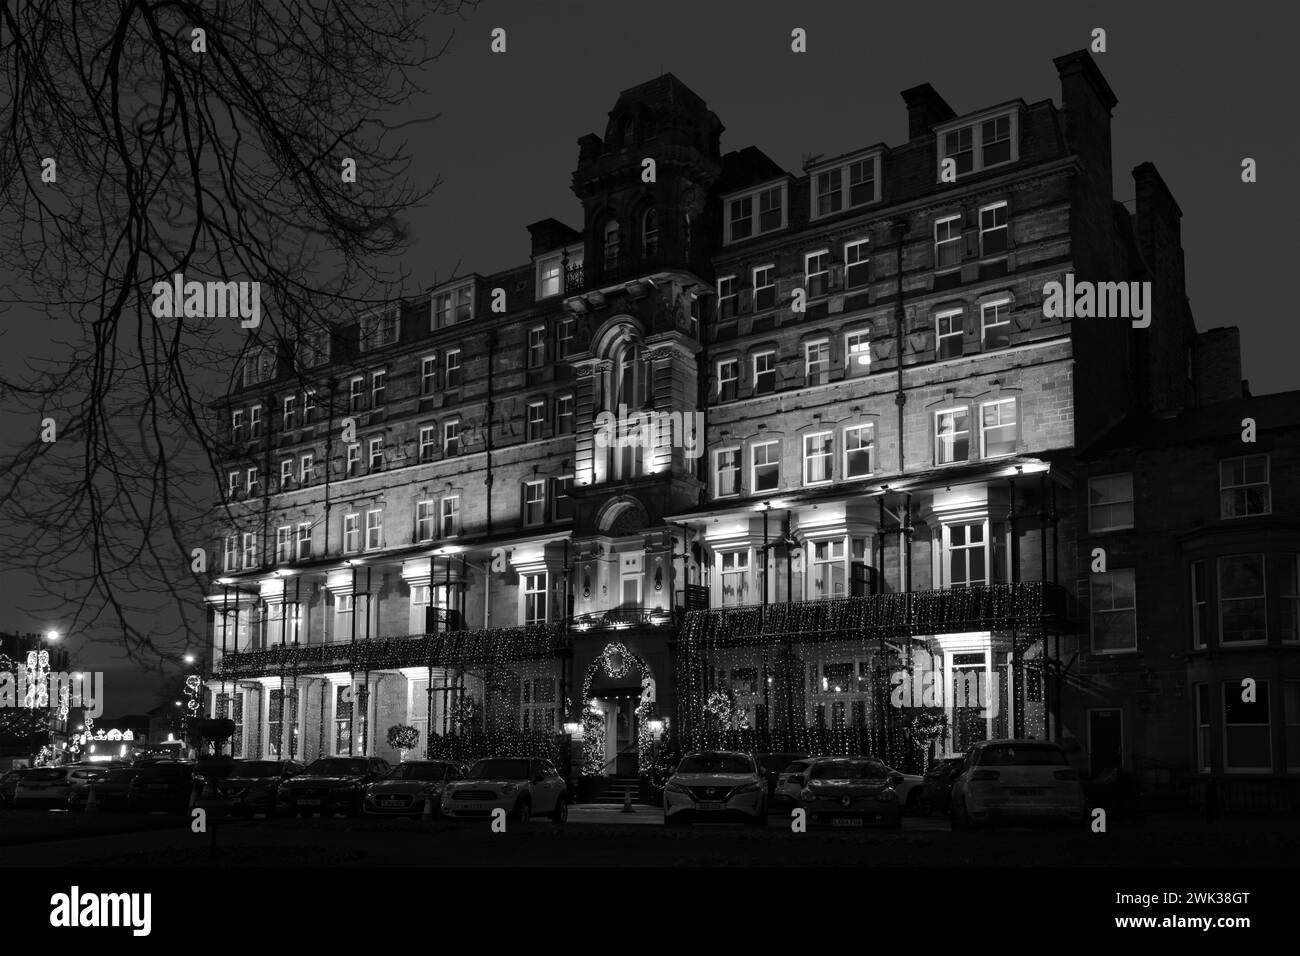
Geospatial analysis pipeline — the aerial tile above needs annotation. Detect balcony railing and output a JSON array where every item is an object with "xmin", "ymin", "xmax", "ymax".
[
  {"xmin": 213, "ymin": 623, "xmax": 567, "ymax": 680},
  {"xmin": 568, "ymin": 606, "xmax": 677, "ymax": 631},
  {"xmin": 681, "ymin": 582, "xmax": 1068, "ymax": 648}
]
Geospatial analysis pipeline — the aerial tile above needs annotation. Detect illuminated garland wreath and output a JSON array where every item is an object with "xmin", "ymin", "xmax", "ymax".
[
  {"xmin": 908, "ymin": 710, "xmax": 948, "ymax": 742},
  {"xmin": 578, "ymin": 643, "xmax": 655, "ymax": 776}
]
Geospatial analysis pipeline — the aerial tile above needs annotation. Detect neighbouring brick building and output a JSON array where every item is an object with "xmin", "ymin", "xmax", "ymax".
[{"xmin": 203, "ymin": 50, "xmax": 1284, "ymax": 800}]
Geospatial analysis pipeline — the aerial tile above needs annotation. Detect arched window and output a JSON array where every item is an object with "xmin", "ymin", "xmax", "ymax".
[
  {"xmin": 604, "ymin": 219, "xmax": 621, "ymax": 269},
  {"xmin": 642, "ymin": 208, "xmax": 659, "ymax": 258}
]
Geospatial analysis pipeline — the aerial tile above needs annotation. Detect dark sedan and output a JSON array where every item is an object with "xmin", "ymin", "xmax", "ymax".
[
  {"xmin": 127, "ymin": 762, "xmax": 196, "ymax": 813},
  {"xmin": 277, "ymin": 756, "xmax": 390, "ymax": 817},
  {"xmin": 364, "ymin": 760, "xmax": 465, "ymax": 817},
  {"xmin": 68, "ymin": 767, "xmax": 138, "ymax": 811},
  {"xmin": 216, "ymin": 759, "xmax": 305, "ymax": 817}
]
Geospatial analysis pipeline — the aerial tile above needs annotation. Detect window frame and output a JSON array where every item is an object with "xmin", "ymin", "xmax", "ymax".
[
  {"xmin": 808, "ymin": 153, "xmax": 880, "ymax": 221},
  {"xmin": 359, "ymin": 307, "xmax": 399, "ymax": 352},
  {"xmin": 934, "ymin": 109, "xmax": 1019, "ymax": 180},
  {"xmin": 980, "ymin": 298, "xmax": 1012, "ymax": 350},
  {"xmin": 443, "ymin": 420, "xmax": 461, "ymax": 457},
  {"xmin": 1090, "ymin": 568, "xmax": 1138, "ymax": 655},
  {"xmin": 979, "ymin": 201, "xmax": 1009, "ymax": 259},
  {"xmin": 752, "ymin": 350, "xmax": 776, "ymax": 394},
  {"xmin": 522, "ymin": 480, "xmax": 546, "ymax": 527},
  {"xmin": 979, "ymin": 398, "xmax": 1018, "ymax": 458},
  {"xmin": 936, "ymin": 309, "xmax": 964, "ymax": 360},
  {"xmin": 717, "ymin": 275, "xmax": 737, "ymax": 320},
  {"xmin": 751, "ymin": 440, "xmax": 781, "ymax": 492},
  {"xmin": 1087, "ymin": 473, "xmax": 1135, "ymax": 533},
  {"xmin": 342, "ymin": 513, "xmax": 360, "ymax": 554},
  {"xmin": 843, "ymin": 424, "xmax": 874, "ymax": 479},
  {"xmin": 723, "ymin": 181, "xmax": 788, "ymax": 244},
  {"xmin": 526, "ymin": 401, "xmax": 546, "ymax": 442},
  {"xmin": 844, "ymin": 239, "xmax": 870, "ymax": 289},
  {"xmin": 717, "ymin": 358, "xmax": 739, "ymax": 401},
  {"xmin": 802, "ymin": 431, "xmax": 834, "ymax": 486},
  {"xmin": 804, "ymin": 250, "xmax": 830, "ymax": 299},
  {"xmin": 364, "ymin": 509, "xmax": 382, "ymax": 551},
  {"xmin": 934, "ymin": 216, "xmax": 962, "ymax": 272},
  {"xmin": 440, "ymin": 496, "xmax": 460, "ymax": 538},
  {"xmin": 804, "ymin": 339, "xmax": 830, "ymax": 386},
  {"xmin": 1219, "ymin": 454, "xmax": 1271, "ymax": 519},
  {"xmin": 934, "ymin": 406, "xmax": 971, "ymax": 465},
  {"xmin": 714, "ymin": 447, "xmax": 741, "ymax": 498},
  {"xmin": 752, "ymin": 264, "xmax": 776, "ymax": 312},
  {"xmin": 1218, "ymin": 553, "xmax": 1268, "ymax": 645}
]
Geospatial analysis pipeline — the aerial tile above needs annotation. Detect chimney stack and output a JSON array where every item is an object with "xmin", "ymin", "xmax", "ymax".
[{"xmin": 900, "ymin": 84, "xmax": 956, "ymax": 141}]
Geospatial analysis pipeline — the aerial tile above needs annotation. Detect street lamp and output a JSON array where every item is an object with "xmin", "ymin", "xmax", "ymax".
[{"xmin": 45, "ymin": 631, "xmax": 59, "ymax": 642}]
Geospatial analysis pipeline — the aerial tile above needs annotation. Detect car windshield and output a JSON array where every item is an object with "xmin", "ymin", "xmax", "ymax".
[
  {"xmin": 303, "ymin": 759, "xmax": 368, "ymax": 775},
  {"xmin": 385, "ymin": 763, "xmax": 448, "ymax": 782},
  {"xmin": 781, "ymin": 761, "xmax": 811, "ymax": 774},
  {"xmin": 25, "ymin": 769, "xmax": 66, "ymax": 782},
  {"xmin": 231, "ymin": 761, "xmax": 283, "ymax": 777},
  {"xmin": 104, "ymin": 770, "xmax": 136, "ymax": 782},
  {"xmin": 810, "ymin": 761, "xmax": 887, "ymax": 781},
  {"xmin": 676, "ymin": 754, "xmax": 754, "ymax": 775},
  {"xmin": 468, "ymin": 759, "xmax": 530, "ymax": 780},
  {"xmin": 977, "ymin": 744, "xmax": 1067, "ymax": 767},
  {"xmin": 137, "ymin": 764, "xmax": 189, "ymax": 777}
]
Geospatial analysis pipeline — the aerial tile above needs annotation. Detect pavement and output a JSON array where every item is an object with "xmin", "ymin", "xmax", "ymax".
[{"xmin": 2, "ymin": 804, "xmax": 1297, "ymax": 867}]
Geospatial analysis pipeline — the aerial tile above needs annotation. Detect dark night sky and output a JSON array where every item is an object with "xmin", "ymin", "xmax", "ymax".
[{"xmin": 3, "ymin": 0, "xmax": 1297, "ymax": 716}]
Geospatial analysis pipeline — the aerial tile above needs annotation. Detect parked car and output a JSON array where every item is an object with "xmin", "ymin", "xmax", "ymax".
[
  {"xmin": 797, "ymin": 757, "xmax": 902, "ymax": 828},
  {"xmin": 772, "ymin": 758, "xmax": 816, "ymax": 808},
  {"xmin": 919, "ymin": 756, "xmax": 967, "ymax": 815},
  {"xmin": 951, "ymin": 739, "xmax": 1086, "ymax": 830},
  {"xmin": 0, "ymin": 768, "xmax": 34, "ymax": 806},
  {"xmin": 754, "ymin": 752, "xmax": 811, "ymax": 803},
  {"xmin": 68, "ymin": 767, "xmax": 138, "ymax": 811},
  {"xmin": 441, "ymin": 757, "xmax": 567, "ymax": 823},
  {"xmin": 277, "ymin": 756, "xmax": 390, "ymax": 817},
  {"xmin": 365, "ymin": 760, "xmax": 466, "ymax": 817},
  {"xmin": 127, "ymin": 762, "xmax": 196, "ymax": 813},
  {"xmin": 13, "ymin": 766, "xmax": 108, "ymax": 809},
  {"xmin": 215, "ymin": 759, "xmax": 304, "ymax": 817},
  {"xmin": 663, "ymin": 751, "xmax": 767, "ymax": 827},
  {"xmin": 881, "ymin": 764, "xmax": 926, "ymax": 815}
]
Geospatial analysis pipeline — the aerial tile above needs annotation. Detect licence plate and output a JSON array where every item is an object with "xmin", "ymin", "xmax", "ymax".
[
  {"xmin": 1009, "ymin": 788, "xmax": 1046, "ymax": 796},
  {"xmin": 298, "ymin": 798, "xmax": 321, "ymax": 805},
  {"xmin": 377, "ymin": 797, "xmax": 403, "ymax": 806},
  {"xmin": 831, "ymin": 818, "xmax": 864, "ymax": 827},
  {"xmin": 697, "ymin": 801, "xmax": 724, "ymax": 810}
]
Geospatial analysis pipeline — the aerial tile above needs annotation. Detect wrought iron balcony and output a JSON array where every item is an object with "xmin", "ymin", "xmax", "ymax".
[
  {"xmin": 213, "ymin": 623, "xmax": 567, "ymax": 680},
  {"xmin": 681, "ymin": 582, "xmax": 1069, "ymax": 648}
]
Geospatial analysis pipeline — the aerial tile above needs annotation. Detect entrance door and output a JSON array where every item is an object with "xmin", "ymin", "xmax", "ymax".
[{"xmin": 1088, "ymin": 709, "xmax": 1123, "ymax": 777}]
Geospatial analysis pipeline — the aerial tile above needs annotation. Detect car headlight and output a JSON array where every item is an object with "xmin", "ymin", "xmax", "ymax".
[
  {"xmin": 664, "ymin": 781, "xmax": 693, "ymax": 797},
  {"xmin": 732, "ymin": 782, "xmax": 761, "ymax": 796},
  {"xmin": 876, "ymin": 788, "xmax": 898, "ymax": 803}
]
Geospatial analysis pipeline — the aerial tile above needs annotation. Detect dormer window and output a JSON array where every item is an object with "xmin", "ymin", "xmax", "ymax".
[
  {"xmin": 432, "ymin": 282, "xmax": 473, "ymax": 329},
  {"xmin": 724, "ymin": 181, "xmax": 787, "ymax": 245},
  {"xmin": 359, "ymin": 307, "xmax": 399, "ymax": 352},
  {"xmin": 935, "ymin": 108, "xmax": 1019, "ymax": 180},
  {"xmin": 809, "ymin": 152, "xmax": 881, "ymax": 221}
]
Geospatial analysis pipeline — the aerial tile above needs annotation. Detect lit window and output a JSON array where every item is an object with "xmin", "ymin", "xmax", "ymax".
[
  {"xmin": 1088, "ymin": 474, "xmax": 1134, "ymax": 532},
  {"xmin": 538, "ymin": 255, "xmax": 562, "ymax": 298},
  {"xmin": 980, "ymin": 399, "xmax": 1017, "ymax": 457},
  {"xmin": 845, "ymin": 331, "xmax": 871, "ymax": 376},
  {"xmin": 935, "ymin": 408, "xmax": 970, "ymax": 464},
  {"xmin": 844, "ymin": 239, "xmax": 869, "ymax": 289},
  {"xmin": 803, "ymin": 432, "xmax": 833, "ymax": 484},
  {"xmin": 945, "ymin": 522, "xmax": 987, "ymax": 588},
  {"xmin": 365, "ymin": 510, "xmax": 382, "ymax": 550},
  {"xmin": 715, "ymin": 448, "xmax": 740, "ymax": 497},
  {"xmin": 1220, "ymin": 455, "xmax": 1270, "ymax": 518},
  {"xmin": 981, "ymin": 299, "xmax": 1012, "ymax": 349},
  {"xmin": 752, "ymin": 441, "xmax": 780, "ymax": 492},
  {"xmin": 720, "ymin": 551, "xmax": 750, "ymax": 606},
  {"xmin": 1219, "ymin": 554, "xmax": 1267, "ymax": 644},
  {"xmin": 1091, "ymin": 569, "xmax": 1137, "ymax": 653},
  {"xmin": 936, "ymin": 310, "xmax": 964, "ymax": 359},
  {"xmin": 935, "ymin": 217, "xmax": 962, "ymax": 270},
  {"xmin": 811, "ymin": 540, "xmax": 847, "ymax": 598},
  {"xmin": 844, "ymin": 425, "xmax": 873, "ymax": 478}
]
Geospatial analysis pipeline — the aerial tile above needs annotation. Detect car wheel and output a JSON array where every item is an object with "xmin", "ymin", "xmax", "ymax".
[
  {"xmin": 512, "ymin": 798, "xmax": 531, "ymax": 824},
  {"xmin": 551, "ymin": 796, "xmax": 568, "ymax": 824}
]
